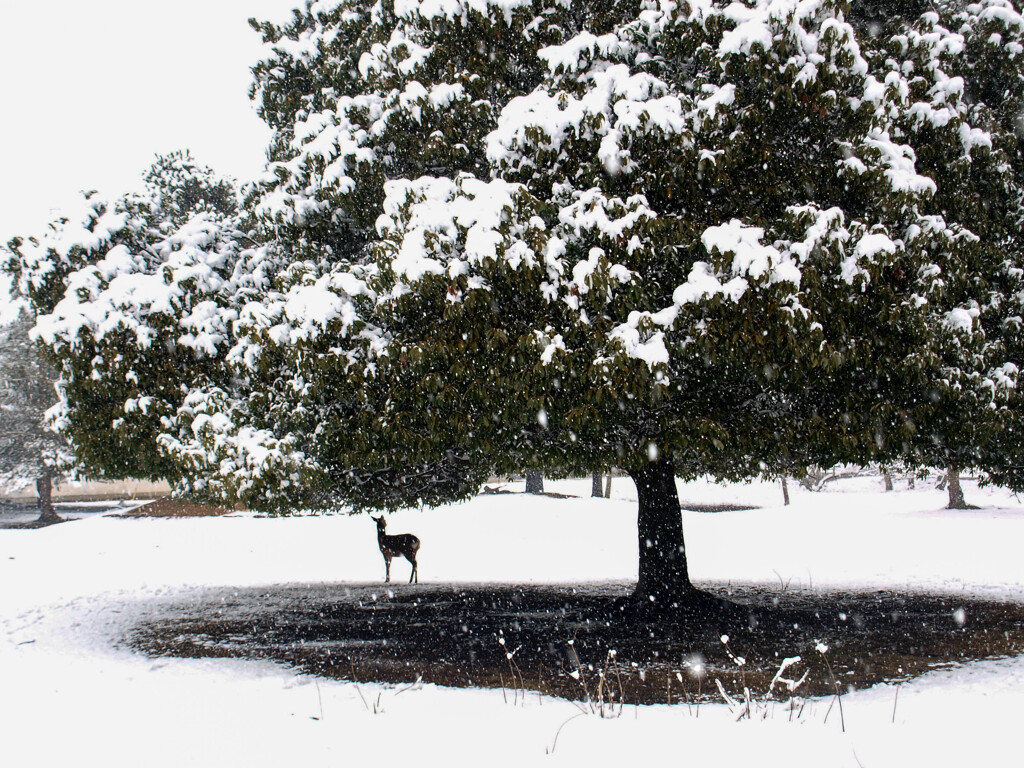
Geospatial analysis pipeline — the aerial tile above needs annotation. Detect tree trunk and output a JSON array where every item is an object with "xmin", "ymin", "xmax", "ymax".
[
  {"xmin": 592, "ymin": 471, "xmax": 604, "ymax": 498},
  {"xmin": 947, "ymin": 464, "xmax": 967, "ymax": 509},
  {"xmin": 883, "ymin": 469, "xmax": 894, "ymax": 492},
  {"xmin": 781, "ymin": 476, "xmax": 790, "ymax": 506},
  {"xmin": 628, "ymin": 459, "xmax": 694, "ymax": 608},
  {"xmin": 604, "ymin": 473, "xmax": 612, "ymax": 499},
  {"xmin": 35, "ymin": 468, "xmax": 61, "ymax": 524},
  {"xmin": 525, "ymin": 470, "xmax": 544, "ymax": 494}
]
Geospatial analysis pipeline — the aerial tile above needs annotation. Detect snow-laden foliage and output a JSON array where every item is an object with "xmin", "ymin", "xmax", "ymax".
[
  {"xmin": 144, "ymin": 150, "xmax": 239, "ymax": 231},
  {"xmin": 246, "ymin": 0, "xmax": 560, "ymax": 259}
]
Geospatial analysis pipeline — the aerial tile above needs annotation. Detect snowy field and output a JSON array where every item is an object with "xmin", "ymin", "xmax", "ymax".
[{"xmin": 2, "ymin": 475, "xmax": 1023, "ymax": 766}]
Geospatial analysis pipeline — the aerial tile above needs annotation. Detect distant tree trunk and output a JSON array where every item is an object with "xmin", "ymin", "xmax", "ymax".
[
  {"xmin": 525, "ymin": 470, "xmax": 544, "ymax": 494},
  {"xmin": 628, "ymin": 459, "xmax": 694, "ymax": 609},
  {"xmin": 592, "ymin": 471, "xmax": 604, "ymax": 498},
  {"xmin": 781, "ymin": 476, "xmax": 790, "ymax": 506},
  {"xmin": 947, "ymin": 465, "xmax": 967, "ymax": 509},
  {"xmin": 604, "ymin": 473, "xmax": 612, "ymax": 498},
  {"xmin": 35, "ymin": 468, "xmax": 61, "ymax": 524},
  {"xmin": 883, "ymin": 469, "xmax": 894, "ymax": 492}
]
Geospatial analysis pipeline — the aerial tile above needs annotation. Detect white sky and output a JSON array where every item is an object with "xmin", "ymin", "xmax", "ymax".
[{"xmin": 0, "ymin": 1, "xmax": 301, "ymax": 247}]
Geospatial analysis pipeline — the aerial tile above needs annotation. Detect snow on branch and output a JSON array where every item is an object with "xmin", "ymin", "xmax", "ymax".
[{"xmin": 375, "ymin": 174, "xmax": 544, "ymax": 290}]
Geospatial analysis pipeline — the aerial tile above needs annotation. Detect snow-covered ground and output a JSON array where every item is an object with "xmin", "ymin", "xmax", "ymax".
[{"xmin": 1, "ymin": 475, "xmax": 1022, "ymax": 766}]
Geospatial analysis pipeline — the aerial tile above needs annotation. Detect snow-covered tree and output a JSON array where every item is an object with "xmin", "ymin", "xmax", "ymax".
[
  {"xmin": 2, "ymin": 153, "xmax": 259, "ymax": 496},
  {"xmin": 856, "ymin": 2, "xmax": 1024, "ymax": 506},
  {"xmin": 0, "ymin": 310, "xmax": 74, "ymax": 522},
  {"xmin": 204, "ymin": 0, "xmax": 1023, "ymax": 610}
]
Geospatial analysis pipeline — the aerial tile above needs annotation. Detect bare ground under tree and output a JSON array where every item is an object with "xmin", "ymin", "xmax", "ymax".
[{"xmin": 127, "ymin": 583, "xmax": 1024, "ymax": 706}]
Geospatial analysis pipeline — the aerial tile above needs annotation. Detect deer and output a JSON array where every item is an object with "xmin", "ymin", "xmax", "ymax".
[{"xmin": 371, "ymin": 515, "xmax": 420, "ymax": 584}]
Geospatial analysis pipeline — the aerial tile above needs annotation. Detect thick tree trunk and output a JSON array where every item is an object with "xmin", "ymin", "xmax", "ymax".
[
  {"xmin": 35, "ymin": 468, "xmax": 61, "ymax": 524},
  {"xmin": 781, "ymin": 476, "xmax": 790, "ymax": 506},
  {"xmin": 947, "ymin": 464, "xmax": 967, "ymax": 509},
  {"xmin": 525, "ymin": 470, "xmax": 544, "ymax": 494},
  {"xmin": 592, "ymin": 471, "xmax": 604, "ymax": 498},
  {"xmin": 604, "ymin": 473, "xmax": 612, "ymax": 499},
  {"xmin": 628, "ymin": 459, "xmax": 694, "ymax": 608},
  {"xmin": 883, "ymin": 469, "xmax": 894, "ymax": 492}
]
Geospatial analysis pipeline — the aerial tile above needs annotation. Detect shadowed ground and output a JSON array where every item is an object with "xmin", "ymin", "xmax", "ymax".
[{"xmin": 127, "ymin": 583, "xmax": 1024, "ymax": 706}]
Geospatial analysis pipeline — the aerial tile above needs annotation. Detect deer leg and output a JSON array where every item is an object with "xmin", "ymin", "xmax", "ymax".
[
  {"xmin": 407, "ymin": 555, "xmax": 418, "ymax": 585},
  {"xmin": 384, "ymin": 554, "xmax": 392, "ymax": 583}
]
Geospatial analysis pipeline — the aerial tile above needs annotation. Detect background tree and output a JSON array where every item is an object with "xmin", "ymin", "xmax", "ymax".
[
  {"xmin": 2, "ymin": 153, "xmax": 262, "ymax": 498},
  {"xmin": 859, "ymin": 1, "xmax": 1024, "ymax": 507},
  {"xmin": 0, "ymin": 309, "xmax": 74, "ymax": 522}
]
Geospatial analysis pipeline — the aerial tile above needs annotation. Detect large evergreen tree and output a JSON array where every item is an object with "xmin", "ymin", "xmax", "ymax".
[{"xmin": 218, "ymin": 0, "xmax": 1023, "ymax": 609}]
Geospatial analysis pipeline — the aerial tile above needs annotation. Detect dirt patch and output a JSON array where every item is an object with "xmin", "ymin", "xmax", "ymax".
[
  {"xmin": 127, "ymin": 583, "xmax": 1024, "ymax": 706},
  {"xmin": 679, "ymin": 502, "xmax": 760, "ymax": 512},
  {"xmin": 116, "ymin": 497, "xmax": 236, "ymax": 518}
]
